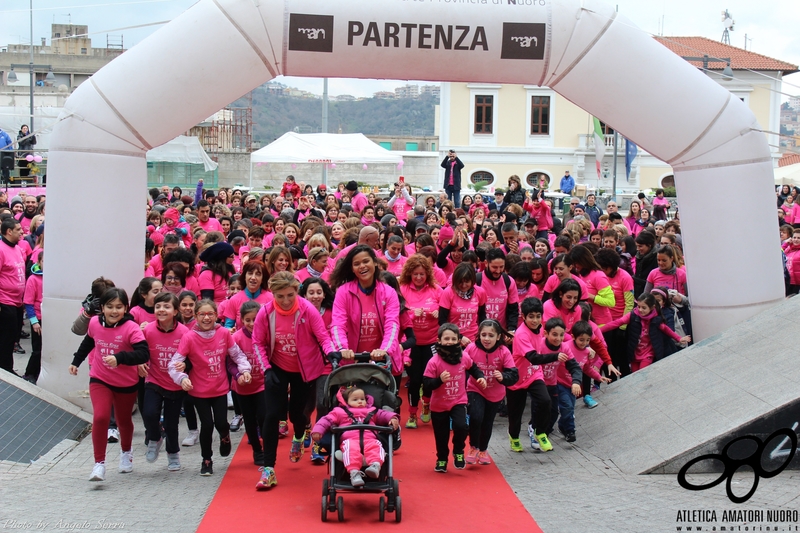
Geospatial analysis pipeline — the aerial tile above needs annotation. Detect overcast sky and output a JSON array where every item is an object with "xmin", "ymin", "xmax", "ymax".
[{"xmin": 1, "ymin": 0, "xmax": 797, "ymax": 99}]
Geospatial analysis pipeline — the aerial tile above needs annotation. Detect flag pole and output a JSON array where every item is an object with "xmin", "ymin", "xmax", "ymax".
[{"xmin": 612, "ymin": 131, "xmax": 618, "ymax": 202}]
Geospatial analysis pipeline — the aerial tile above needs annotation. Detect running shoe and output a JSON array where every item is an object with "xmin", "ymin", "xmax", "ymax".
[
  {"xmin": 256, "ymin": 466, "xmax": 276, "ymax": 489},
  {"xmin": 89, "ymin": 462, "xmax": 105, "ymax": 482},
  {"xmin": 535, "ymin": 432, "xmax": 553, "ymax": 452},
  {"xmin": 303, "ymin": 428, "xmax": 312, "ymax": 448},
  {"xmin": 107, "ymin": 428, "xmax": 119, "ymax": 443},
  {"xmin": 200, "ymin": 459, "xmax": 213, "ymax": 476},
  {"xmin": 118, "ymin": 450, "xmax": 133, "ymax": 473},
  {"xmin": 509, "ymin": 434, "xmax": 524, "ymax": 452},
  {"xmin": 528, "ymin": 424, "xmax": 537, "ymax": 449},
  {"xmin": 420, "ymin": 403, "xmax": 431, "ymax": 423},
  {"xmin": 477, "ymin": 451, "xmax": 492, "ymax": 465},
  {"xmin": 167, "ymin": 453, "xmax": 181, "ymax": 471},
  {"xmin": 278, "ymin": 421, "xmax": 289, "ymax": 438},
  {"xmin": 219, "ymin": 435, "xmax": 232, "ymax": 457},
  {"xmin": 310, "ymin": 443, "xmax": 326, "ymax": 464},
  {"xmin": 434, "ymin": 460, "xmax": 447, "ymax": 473},
  {"xmin": 181, "ymin": 430, "xmax": 199, "ymax": 447},
  {"xmin": 453, "ymin": 453, "xmax": 466, "ymax": 470},
  {"xmin": 405, "ymin": 415, "xmax": 418, "ymax": 429},
  {"xmin": 145, "ymin": 438, "xmax": 163, "ymax": 463},
  {"xmin": 289, "ymin": 437, "xmax": 304, "ymax": 462},
  {"xmin": 465, "ymin": 446, "xmax": 479, "ymax": 465},
  {"xmin": 583, "ymin": 395, "xmax": 598, "ymax": 409},
  {"xmin": 229, "ymin": 414, "xmax": 243, "ymax": 432}
]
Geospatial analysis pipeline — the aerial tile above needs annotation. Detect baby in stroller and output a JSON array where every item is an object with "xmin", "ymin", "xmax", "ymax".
[{"xmin": 312, "ymin": 386, "xmax": 399, "ymax": 487}]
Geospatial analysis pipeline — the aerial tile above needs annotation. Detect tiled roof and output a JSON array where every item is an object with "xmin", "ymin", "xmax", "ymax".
[
  {"xmin": 779, "ymin": 153, "xmax": 800, "ymax": 168},
  {"xmin": 654, "ymin": 36, "xmax": 798, "ymax": 75}
]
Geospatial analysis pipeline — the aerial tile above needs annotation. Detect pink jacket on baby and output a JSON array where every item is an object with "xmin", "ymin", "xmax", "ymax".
[{"xmin": 312, "ymin": 389, "xmax": 398, "ymax": 444}]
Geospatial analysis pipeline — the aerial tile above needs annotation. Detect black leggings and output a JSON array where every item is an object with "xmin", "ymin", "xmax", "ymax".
[
  {"xmin": 192, "ymin": 395, "xmax": 229, "ymax": 461},
  {"xmin": 407, "ymin": 344, "xmax": 435, "ymax": 413},
  {"xmin": 261, "ymin": 365, "xmax": 313, "ymax": 468},
  {"xmin": 303, "ymin": 375, "xmax": 331, "ymax": 424},
  {"xmin": 506, "ymin": 380, "xmax": 550, "ymax": 438},
  {"xmin": 183, "ymin": 396, "xmax": 198, "ymax": 431},
  {"xmin": 467, "ymin": 392, "xmax": 500, "ymax": 452},
  {"xmin": 605, "ymin": 329, "xmax": 630, "ymax": 379},
  {"xmin": 24, "ymin": 321, "xmax": 42, "ymax": 379},
  {"xmin": 237, "ymin": 390, "xmax": 266, "ymax": 454},
  {"xmin": 142, "ymin": 387, "xmax": 183, "ymax": 454},
  {"xmin": 431, "ymin": 405, "xmax": 468, "ymax": 461}
]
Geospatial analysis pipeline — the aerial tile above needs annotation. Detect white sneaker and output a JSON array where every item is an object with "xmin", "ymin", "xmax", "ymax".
[
  {"xmin": 167, "ymin": 453, "xmax": 181, "ymax": 472},
  {"xmin": 89, "ymin": 462, "xmax": 105, "ymax": 481},
  {"xmin": 227, "ymin": 391, "xmax": 234, "ymax": 409},
  {"xmin": 107, "ymin": 428, "xmax": 120, "ymax": 443},
  {"xmin": 119, "ymin": 450, "xmax": 133, "ymax": 473},
  {"xmin": 182, "ymin": 430, "xmax": 200, "ymax": 447}
]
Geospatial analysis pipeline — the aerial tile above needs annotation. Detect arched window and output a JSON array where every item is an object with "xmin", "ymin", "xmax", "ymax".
[
  {"xmin": 470, "ymin": 171, "xmax": 494, "ymax": 186},
  {"xmin": 526, "ymin": 172, "xmax": 550, "ymax": 189},
  {"xmin": 660, "ymin": 174, "xmax": 675, "ymax": 188}
]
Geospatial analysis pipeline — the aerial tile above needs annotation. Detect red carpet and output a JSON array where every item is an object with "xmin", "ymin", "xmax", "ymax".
[{"xmin": 197, "ymin": 392, "xmax": 543, "ymax": 531}]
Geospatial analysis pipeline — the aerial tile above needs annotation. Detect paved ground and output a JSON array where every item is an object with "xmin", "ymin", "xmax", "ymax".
[{"xmin": 5, "ymin": 338, "xmax": 800, "ymax": 532}]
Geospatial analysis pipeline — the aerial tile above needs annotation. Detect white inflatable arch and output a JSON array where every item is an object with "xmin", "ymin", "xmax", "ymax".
[{"xmin": 40, "ymin": 0, "xmax": 783, "ymax": 405}]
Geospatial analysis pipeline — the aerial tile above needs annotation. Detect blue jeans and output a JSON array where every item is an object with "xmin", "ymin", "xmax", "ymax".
[
  {"xmin": 445, "ymin": 186, "xmax": 461, "ymax": 208},
  {"xmin": 556, "ymin": 384, "xmax": 576, "ymax": 434}
]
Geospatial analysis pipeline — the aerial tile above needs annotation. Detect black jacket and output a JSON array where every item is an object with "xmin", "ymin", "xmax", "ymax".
[
  {"xmin": 504, "ymin": 188, "xmax": 526, "ymax": 207},
  {"xmin": 441, "ymin": 156, "xmax": 464, "ymax": 191},
  {"xmin": 633, "ymin": 248, "xmax": 658, "ymax": 297},
  {"xmin": 17, "ymin": 131, "xmax": 36, "ymax": 153}
]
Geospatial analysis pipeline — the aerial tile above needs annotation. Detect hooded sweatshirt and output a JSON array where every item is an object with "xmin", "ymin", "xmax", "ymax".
[{"xmin": 312, "ymin": 388, "xmax": 399, "ymax": 444}]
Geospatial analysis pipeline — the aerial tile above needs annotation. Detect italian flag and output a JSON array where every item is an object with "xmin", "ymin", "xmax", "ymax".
[{"xmin": 593, "ymin": 117, "xmax": 605, "ymax": 178}]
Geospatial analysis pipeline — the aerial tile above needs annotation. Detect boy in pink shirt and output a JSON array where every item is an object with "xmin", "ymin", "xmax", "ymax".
[
  {"xmin": 423, "ymin": 324, "xmax": 486, "ymax": 472},
  {"xmin": 557, "ymin": 321, "xmax": 610, "ymax": 442}
]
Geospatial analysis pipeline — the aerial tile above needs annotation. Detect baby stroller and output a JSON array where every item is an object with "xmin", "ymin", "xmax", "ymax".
[{"xmin": 320, "ymin": 352, "xmax": 402, "ymax": 523}]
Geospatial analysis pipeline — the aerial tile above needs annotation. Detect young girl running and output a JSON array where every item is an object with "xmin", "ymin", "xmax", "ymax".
[
  {"xmin": 438, "ymin": 263, "xmax": 487, "ymax": 347},
  {"xmin": 231, "ymin": 300, "xmax": 267, "ymax": 466},
  {"xmin": 69, "ymin": 288, "xmax": 150, "ymax": 482},
  {"xmin": 465, "ymin": 320, "xmax": 518, "ymax": 465},
  {"xmin": 141, "ymin": 292, "xmax": 188, "ymax": 471},
  {"xmin": 423, "ymin": 324, "xmax": 487, "ymax": 472},
  {"xmin": 169, "ymin": 299, "xmax": 252, "ymax": 476},
  {"xmin": 567, "ymin": 246, "xmax": 615, "ymax": 325},
  {"xmin": 129, "ymin": 277, "xmax": 162, "ymax": 326},
  {"xmin": 176, "ymin": 291, "xmax": 201, "ymax": 446},
  {"xmin": 599, "ymin": 293, "xmax": 691, "ymax": 372}
]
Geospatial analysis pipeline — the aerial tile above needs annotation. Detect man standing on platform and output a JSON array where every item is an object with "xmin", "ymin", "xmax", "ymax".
[{"xmin": 441, "ymin": 149, "xmax": 464, "ymax": 208}]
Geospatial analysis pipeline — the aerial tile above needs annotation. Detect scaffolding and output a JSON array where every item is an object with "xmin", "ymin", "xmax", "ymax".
[{"xmin": 187, "ymin": 92, "xmax": 253, "ymax": 160}]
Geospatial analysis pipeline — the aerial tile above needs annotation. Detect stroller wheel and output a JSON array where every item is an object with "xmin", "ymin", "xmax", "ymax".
[
  {"xmin": 322, "ymin": 479, "xmax": 328, "ymax": 497},
  {"xmin": 395, "ymin": 496, "xmax": 402, "ymax": 523},
  {"xmin": 321, "ymin": 496, "xmax": 328, "ymax": 522},
  {"xmin": 393, "ymin": 479, "xmax": 400, "ymax": 497},
  {"xmin": 337, "ymin": 496, "xmax": 345, "ymax": 522},
  {"xmin": 378, "ymin": 496, "xmax": 386, "ymax": 522}
]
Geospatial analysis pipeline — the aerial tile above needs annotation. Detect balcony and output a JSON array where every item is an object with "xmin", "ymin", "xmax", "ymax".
[{"xmin": 579, "ymin": 133, "xmax": 616, "ymax": 150}]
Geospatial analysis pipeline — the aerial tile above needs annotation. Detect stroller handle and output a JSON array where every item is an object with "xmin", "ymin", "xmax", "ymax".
[
  {"xmin": 330, "ymin": 424, "xmax": 395, "ymax": 435},
  {"xmin": 327, "ymin": 351, "xmax": 391, "ymax": 371}
]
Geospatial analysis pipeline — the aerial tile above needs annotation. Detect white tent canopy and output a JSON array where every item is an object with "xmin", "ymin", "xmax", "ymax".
[
  {"xmin": 250, "ymin": 132, "xmax": 402, "ymax": 165},
  {"xmin": 146, "ymin": 135, "xmax": 218, "ymax": 172},
  {"xmin": 775, "ymin": 163, "xmax": 800, "ymax": 186}
]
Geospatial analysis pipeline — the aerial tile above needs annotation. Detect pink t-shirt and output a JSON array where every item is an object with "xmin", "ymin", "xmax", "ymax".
[
  {"xmin": 515, "ymin": 284, "xmax": 541, "ymax": 327},
  {"xmin": 423, "ymin": 351, "xmax": 475, "ymax": 412},
  {"xmin": 509, "ymin": 324, "xmax": 544, "ymax": 390},
  {"xmin": 607, "ymin": 269, "xmax": 634, "ymax": 321},
  {"xmin": 87, "ymin": 317, "xmax": 146, "ymax": 388},
  {"xmin": 0, "ymin": 241, "xmax": 26, "ymax": 306},
  {"xmin": 542, "ymin": 299, "xmax": 582, "ymax": 333},
  {"xmin": 543, "ymin": 274, "xmax": 589, "ymax": 298},
  {"xmin": 647, "ymin": 268, "xmax": 688, "ymax": 294},
  {"xmin": 540, "ymin": 341, "xmax": 573, "ymax": 386},
  {"xmin": 232, "ymin": 328, "xmax": 265, "ymax": 395},
  {"xmin": 577, "ymin": 270, "xmax": 614, "ymax": 325},
  {"xmin": 356, "ymin": 290, "xmax": 382, "ymax": 353},
  {"xmin": 433, "ymin": 266, "xmax": 449, "ymax": 288},
  {"xmin": 197, "ymin": 270, "xmax": 228, "ymax": 303},
  {"xmin": 177, "ymin": 327, "xmax": 236, "ymax": 398},
  {"xmin": 130, "ymin": 305, "xmax": 156, "ymax": 326},
  {"xmin": 23, "ymin": 274, "xmax": 42, "ymax": 320},
  {"xmin": 400, "ymin": 284, "xmax": 443, "ymax": 346},
  {"xmin": 223, "ymin": 289, "xmax": 273, "ymax": 329},
  {"xmin": 465, "ymin": 343, "xmax": 515, "ymax": 402},
  {"xmin": 197, "ymin": 217, "xmax": 223, "ymax": 233},
  {"xmin": 383, "ymin": 254, "xmax": 407, "ymax": 277},
  {"xmin": 439, "ymin": 285, "xmax": 487, "ymax": 341},
  {"xmin": 271, "ymin": 311, "xmax": 300, "ymax": 373},
  {"xmin": 558, "ymin": 339, "xmax": 603, "ymax": 388},
  {"xmin": 480, "ymin": 274, "xmax": 519, "ymax": 330},
  {"xmin": 143, "ymin": 321, "xmax": 188, "ymax": 391}
]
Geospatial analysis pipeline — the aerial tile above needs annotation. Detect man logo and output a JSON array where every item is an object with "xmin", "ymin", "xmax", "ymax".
[
  {"xmin": 298, "ymin": 28, "xmax": 326, "ymax": 40},
  {"xmin": 288, "ymin": 14, "xmax": 334, "ymax": 53},
  {"xmin": 501, "ymin": 22, "xmax": 545, "ymax": 60},
  {"xmin": 511, "ymin": 36, "xmax": 538, "ymax": 48}
]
